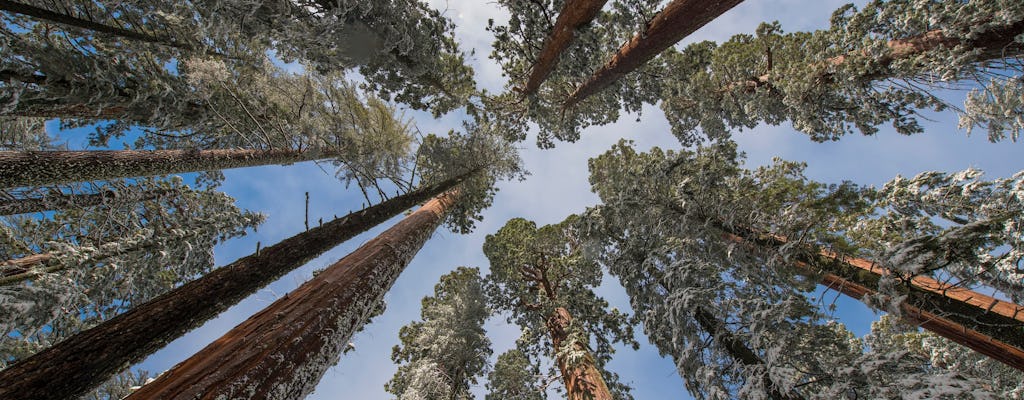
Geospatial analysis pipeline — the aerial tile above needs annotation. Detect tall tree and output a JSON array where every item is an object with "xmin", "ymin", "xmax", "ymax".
[
  {"xmin": 386, "ymin": 266, "xmax": 492, "ymax": 399},
  {"xmin": 483, "ymin": 216, "xmax": 636, "ymax": 400},
  {"xmin": 520, "ymin": 0, "xmax": 608, "ymax": 96},
  {"xmin": 0, "ymin": 171, "xmax": 474, "ymax": 399},
  {"xmin": 564, "ymin": 0, "xmax": 743, "ymax": 108},
  {"xmin": 659, "ymin": 0, "xmax": 1024, "ymax": 145},
  {"xmin": 584, "ymin": 140, "xmax": 1018, "ymax": 397},
  {"xmin": 485, "ymin": 348, "xmax": 547, "ymax": 400},
  {"xmin": 0, "ymin": 176, "xmax": 262, "ymax": 366},
  {"xmin": 0, "ymin": 182, "xmax": 170, "ymax": 216}
]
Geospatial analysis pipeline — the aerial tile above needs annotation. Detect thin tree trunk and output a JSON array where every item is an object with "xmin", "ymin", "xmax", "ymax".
[
  {"xmin": 0, "ymin": 0, "xmax": 203, "ymax": 52},
  {"xmin": 722, "ymin": 230, "xmax": 1024, "ymax": 371},
  {"xmin": 564, "ymin": 0, "xmax": 743, "ymax": 108},
  {"xmin": 545, "ymin": 306, "xmax": 614, "ymax": 400},
  {"xmin": 521, "ymin": 0, "xmax": 608, "ymax": 95},
  {"xmin": 0, "ymin": 148, "xmax": 336, "ymax": 189},
  {"xmin": 0, "ymin": 172, "xmax": 474, "ymax": 400},
  {"xmin": 0, "ymin": 187, "xmax": 169, "ymax": 216},
  {"xmin": 126, "ymin": 189, "xmax": 462, "ymax": 399},
  {"xmin": 692, "ymin": 307, "xmax": 803, "ymax": 400}
]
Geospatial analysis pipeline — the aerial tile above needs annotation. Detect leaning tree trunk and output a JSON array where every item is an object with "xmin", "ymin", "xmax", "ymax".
[
  {"xmin": 0, "ymin": 171, "xmax": 474, "ymax": 400},
  {"xmin": 546, "ymin": 306, "xmax": 615, "ymax": 400},
  {"xmin": 0, "ymin": 148, "xmax": 338, "ymax": 189},
  {"xmin": 0, "ymin": 187, "xmax": 169, "ymax": 216},
  {"xmin": 692, "ymin": 307, "xmax": 803, "ymax": 400},
  {"xmin": 127, "ymin": 189, "xmax": 462, "ymax": 399},
  {"xmin": 564, "ymin": 0, "xmax": 743, "ymax": 107},
  {"xmin": 723, "ymin": 229, "xmax": 1024, "ymax": 371},
  {"xmin": 521, "ymin": 0, "xmax": 608, "ymax": 95}
]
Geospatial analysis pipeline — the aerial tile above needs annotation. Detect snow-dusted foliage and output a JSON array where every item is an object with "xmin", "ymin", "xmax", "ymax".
[
  {"xmin": 848, "ymin": 169, "xmax": 1024, "ymax": 303},
  {"xmin": 582, "ymin": 140, "xmax": 1014, "ymax": 398},
  {"xmin": 0, "ymin": 176, "xmax": 262, "ymax": 366},
  {"xmin": 660, "ymin": 0, "xmax": 1024, "ymax": 145},
  {"xmin": 0, "ymin": 117, "xmax": 55, "ymax": 150},
  {"xmin": 386, "ymin": 267, "xmax": 492, "ymax": 399},
  {"xmin": 483, "ymin": 216, "xmax": 636, "ymax": 399},
  {"xmin": 486, "ymin": 0, "xmax": 663, "ymax": 147},
  {"xmin": 485, "ymin": 347, "xmax": 547, "ymax": 400}
]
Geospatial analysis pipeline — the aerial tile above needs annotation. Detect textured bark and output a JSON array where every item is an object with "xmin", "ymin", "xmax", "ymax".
[
  {"xmin": 0, "ymin": 187, "xmax": 169, "ymax": 216},
  {"xmin": 725, "ymin": 19, "xmax": 1024, "ymax": 92},
  {"xmin": 0, "ymin": 0, "xmax": 201, "ymax": 51},
  {"xmin": 521, "ymin": 0, "xmax": 608, "ymax": 95},
  {"xmin": 127, "ymin": 190, "xmax": 461, "ymax": 399},
  {"xmin": 692, "ymin": 308, "xmax": 803, "ymax": 400},
  {"xmin": 0, "ymin": 148, "xmax": 337, "ymax": 189},
  {"xmin": 0, "ymin": 253, "xmax": 54, "ymax": 282},
  {"xmin": 546, "ymin": 306, "xmax": 614, "ymax": 400},
  {"xmin": 564, "ymin": 0, "xmax": 743, "ymax": 107},
  {"xmin": 723, "ymin": 230, "xmax": 1024, "ymax": 371},
  {"xmin": 0, "ymin": 172, "xmax": 472, "ymax": 400}
]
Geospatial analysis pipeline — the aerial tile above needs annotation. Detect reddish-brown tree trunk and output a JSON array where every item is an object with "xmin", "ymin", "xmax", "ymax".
[
  {"xmin": 521, "ymin": 0, "xmax": 608, "ymax": 95},
  {"xmin": 0, "ymin": 148, "xmax": 339, "ymax": 189},
  {"xmin": 723, "ymin": 230, "xmax": 1024, "ymax": 371},
  {"xmin": 0, "ymin": 173, "xmax": 473, "ymax": 400},
  {"xmin": 127, "ymin": 190, "xmax": 461, "ymax": 399},
  {"xmin": 564, "ymin": 0, "xmax": 743, "ymax": 107},
  {"xmin": 546, "ymin": 306, "xmax": 614, "ymax": 400}
]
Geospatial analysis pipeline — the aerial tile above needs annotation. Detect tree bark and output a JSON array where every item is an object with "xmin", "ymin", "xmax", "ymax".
[
  {"xmin": 126, "ymin": 189, "xmax": 462, "ymax": 399},
  {"xmin": 521, "ymin": 0, "xmax": 607, "ymax": 95},
  {"xmin": 0, "ymin": 172, "xmax": 473, "ymax": 400},
  {"xmin": 545, "ymin": 306, "xmax": 614, "ymax": 400},
  {"xmin": 0, "ymin": 187, "xmax": 169, "ymax": 216},
  {"xmin": 564, "ymin": 0, "xmax": 743, "ymax": 107},
  {"xmin": 722, "ymin": 230, "xmax": 1024, "ymax": 371},
  {"xmin": 0, "ymin": 148, "xmax": 337, "ymax": 189},
  {"xmin": 692, "ymin": 307, "xmax": 803, "ymax": 400}
]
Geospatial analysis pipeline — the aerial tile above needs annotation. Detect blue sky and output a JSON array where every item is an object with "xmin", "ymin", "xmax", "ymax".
[{"xmin": 116, "ymin": 1, "xmax": 1024, "ymax": 398}]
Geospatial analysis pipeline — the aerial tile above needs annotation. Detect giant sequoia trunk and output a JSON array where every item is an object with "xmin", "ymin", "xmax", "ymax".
[
  {"xmin": 723, "ymin": 229, "xmax": 1024, "ymax": 371},
  {"xmin": 564, "ymin": 0, "xmax": 743, "ymax": 107},
  {"xmin": 126, "ymin": 189, "xmax": 461, "ymax": 399},
  {"xmin": 0, "ymin": 148, "xmax": 337, "ymax": 188},
  {"xmin": 0, "ymin": 172, "xmax": 473, "ymax": 400},
  {"xmin": 546, "ymin": 307, "xmax": 615, "ymax": 400},
  {"xmin": 521, "ymin": 0, "xmax": 608, "ymax": 95}
]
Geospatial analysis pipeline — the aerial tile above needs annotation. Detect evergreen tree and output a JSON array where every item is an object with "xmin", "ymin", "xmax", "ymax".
[
  {"xmin": 386, "ymin": 267, "xmax": 492, "ymax": 400},
  {"xmin": 483, "ymin": 216, "xmax": 636, "ymax": 400},
  {"xmin": 485, "ymin": 348, "xmax": 547, "ymax": 400}
]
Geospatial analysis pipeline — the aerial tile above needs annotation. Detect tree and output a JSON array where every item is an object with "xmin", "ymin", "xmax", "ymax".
[
  {"xmin": 0, "ymin": 182, "xmax": 170, "ymax": 216},
  {"xmin": 659, "ymin": 0, "xmax": 1024, "ymax": 145},
  {"xmin": 483, "ymin": 216, "xmax": 636, "ymax": 400},
  {"xmin": 563, "ymin": 0, "xmax": 744, "ymax": 108},
  {"xmin": 520, "ymin": 0, "xmax": 609, "ymax": 96},
  {"xmin": 0, "ymin": 171, "xmax": 473, "ymax": 399},
  {"xmin": 583, "ymin": 140, "xmax": 1018, "ymax": 397},
  {"xmin": 485, "ymin": 348, "xmax": 547, "ymax": 400},
  {"xmin": 386, "ymin": 267, "xmax": 492, "ymax": 399},
  {"xmin": 126, "ymin": 189, "xmax": 464, "ymax": 399},
  {"xmin": 0, "ymin": 176, "xmax": 262, "ymax": 366},
  {"xmin": 486, "ymin": 0, "xmax": 663, "ymax": 146}
]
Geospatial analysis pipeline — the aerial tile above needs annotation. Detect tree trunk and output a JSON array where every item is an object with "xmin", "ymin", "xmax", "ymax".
[
  {"xmin": 521, "ymin": 0, "xmax": 608, "ymax": 95},
  {"xmin": 126, "ymin": 189, "xmax": 462, "ymax": 399},
  {"xmin": 722, "ymin": 230, "xmax": 1024, "ymax": 371},
  {"xmin": 692, "ymin": 307, "xmax": 803, "ymax": 400},
  {"xmin": 0, "ymin": 172, "xmax": 473, "ymax": 400},
  {"xmin": 0, "ymin": 148, "xmax": 336, "ymax": 189},
  {"xmin": 564, "ymin": 0, "xmax": 743, "ymax": 107},
  {"xmin": 0, "ymin": 0, "xmax": 202, "ymax": 52},
  {"xmin": 545, "ymin": 306, "xmax": 614, "ymax": 400},
  {"xmin": 0, "ymin": 187, "xmax": 169, "ymax": 216}
]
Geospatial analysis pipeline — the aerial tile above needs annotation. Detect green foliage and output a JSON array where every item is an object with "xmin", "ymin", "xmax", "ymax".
[{"xmin": 485, "ymin": 348, "xmax": 546, "ymax": 400}]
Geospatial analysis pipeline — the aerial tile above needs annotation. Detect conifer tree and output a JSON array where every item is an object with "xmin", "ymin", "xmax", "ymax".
[{"xmin": 386, "ymin": 267, "xmax": 492, "ymax": 399}]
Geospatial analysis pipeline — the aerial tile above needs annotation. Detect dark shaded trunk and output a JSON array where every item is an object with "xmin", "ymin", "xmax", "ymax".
[
  {"xmin": 0, "ymin": 187, "xmax": 169, "ymax": 216},
  {"xmin": 0, "ymin": 0, "xmax": 202, "ymax": 52},
  {"xmin": 545, "ymin": 306, "xmax": 614, "ymax": 400},
  {"xmin": 521, "ymin": 0, "xmax": 608, "ymax": 95},
  {"xmin": 0, "ymin": 172, "xmax": 474, "ymax": 400},
  {"xmin": 722, "ymin": 229, "xmax": 1024, "ymax": 371},
  {"xmin": 126, "ymin": 189, "xmax": 461, "ymax": 399},
  {"xmin": 0, "ymin": 148, "xmax": 336, "ymax": 189},
  {"xmin": 565, "ymin": 0, "xmax": 743, "ymax": 107},
  {"xmin": 692, "ymin": 307, "xmax": 803, "ymax": 400}
]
